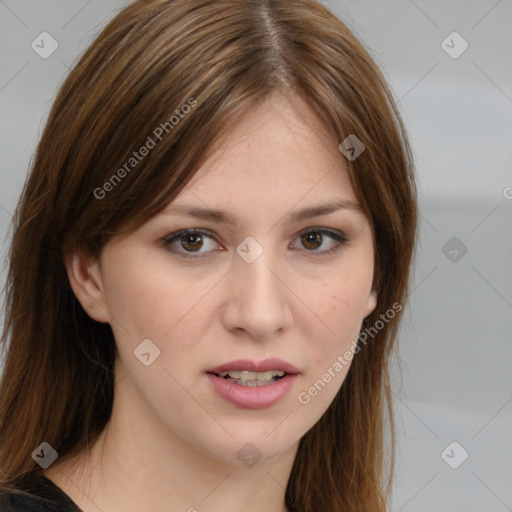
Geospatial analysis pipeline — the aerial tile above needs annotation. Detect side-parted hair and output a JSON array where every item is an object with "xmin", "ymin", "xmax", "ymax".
[{"xmin": 0, "ymin": 1, "xmax": 417, "ymax": 511}]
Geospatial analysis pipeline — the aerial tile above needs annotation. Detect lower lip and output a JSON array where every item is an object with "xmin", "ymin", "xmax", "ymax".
[{"xmin": 206, "ymin": 373, "xmax": 299, "ymax": 410}]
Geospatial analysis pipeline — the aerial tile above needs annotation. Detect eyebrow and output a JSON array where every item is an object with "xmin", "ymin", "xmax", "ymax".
[{"xmin": 163, "ymin": 198, "xmax": 362, "ymax": 227}]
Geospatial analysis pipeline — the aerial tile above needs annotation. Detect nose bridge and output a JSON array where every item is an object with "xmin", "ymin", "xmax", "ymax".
[
  {"xmin": 224, "ymin": 239, "xmax": 292, "ymax": 337},
  {"xmin": 238, "ymin": 250, "xmax": 279, "ymax": 303}
]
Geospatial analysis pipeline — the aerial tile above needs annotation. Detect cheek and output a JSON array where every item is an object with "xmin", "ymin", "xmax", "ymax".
[
  {"xmin": 307, "ymin": 268, "xmax": 373, "ymax": 339},
  {"xmin": 293, "ymin": 272, "xmax": 370, "ymax": 415},
  {"xmin": 101, "ymin": 251, "xmax": 221, "ymax": 341}
]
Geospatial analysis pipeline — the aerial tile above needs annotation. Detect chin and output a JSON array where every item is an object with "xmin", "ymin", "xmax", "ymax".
[{"xmin": 188, "ymin": 422, "xmax": 301, "ymax": 467}]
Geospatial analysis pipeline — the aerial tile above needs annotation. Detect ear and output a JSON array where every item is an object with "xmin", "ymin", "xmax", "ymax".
[
  {"xmin": 63, "ymin": 249, "xmax": 111, "ymax": 323},
  {"xmin": 364, "ymin": 288, "xmax": 378, "ymax": 318}
]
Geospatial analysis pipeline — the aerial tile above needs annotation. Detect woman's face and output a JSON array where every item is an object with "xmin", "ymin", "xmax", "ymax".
[{"xmin": 72, "ymin": 93, "xmax": 377, "ymax": 466}]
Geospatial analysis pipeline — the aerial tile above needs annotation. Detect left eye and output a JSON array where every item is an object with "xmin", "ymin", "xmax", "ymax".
[
  {"xmin": 162, "ymin": 228, "xmax": 348, "ymax": 258},
  {"xmin": 291, "ymin": 229, "xmax": 348, "ymax": 255}
]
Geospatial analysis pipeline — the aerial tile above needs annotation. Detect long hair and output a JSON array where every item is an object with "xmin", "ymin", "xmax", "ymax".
[{"xmin": 0, "ymin": 1, "xmax": 417, "ymax": 510}]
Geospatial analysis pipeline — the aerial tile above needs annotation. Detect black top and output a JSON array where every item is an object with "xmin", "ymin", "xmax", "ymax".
[{"xmin": 0, "ymin": 476, "xmax": 82, "ymax": 511}]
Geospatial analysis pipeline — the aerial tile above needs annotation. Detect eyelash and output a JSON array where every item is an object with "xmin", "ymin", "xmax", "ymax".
[{"xmin": 161, "ymin": 228, "xmax": 349, "ymax": 259}]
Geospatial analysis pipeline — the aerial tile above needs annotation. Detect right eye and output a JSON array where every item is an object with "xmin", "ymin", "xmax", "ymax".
[{"xmin": 161, "ymin": 229, "xmax": 223, "ymax": 258}]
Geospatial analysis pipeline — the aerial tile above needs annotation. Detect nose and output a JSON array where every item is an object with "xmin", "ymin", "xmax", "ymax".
[{"xmin": 221, "ymin": 245, "xmax": 294, "ymax": 340}]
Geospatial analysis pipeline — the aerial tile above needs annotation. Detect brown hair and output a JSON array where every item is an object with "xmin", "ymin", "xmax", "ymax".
[{"xmin": 0, "ymin": 1, "xmax": 417, "ymax": 510}]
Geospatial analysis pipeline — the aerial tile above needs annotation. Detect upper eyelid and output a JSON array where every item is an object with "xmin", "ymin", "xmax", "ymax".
[{"xmin": 162, "ymin": 228, "xmax": 217, "ymax": 244}]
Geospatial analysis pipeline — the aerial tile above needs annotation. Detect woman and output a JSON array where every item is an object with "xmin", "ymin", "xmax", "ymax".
[{"xmin": 0, "ymin": 0, "xmax": 417, "ymax": 511}]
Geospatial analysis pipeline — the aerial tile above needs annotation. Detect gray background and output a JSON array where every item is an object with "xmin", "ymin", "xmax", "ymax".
[{"xmin": 1, "ymin": 1, "xmax": 511, "ymax": 511}]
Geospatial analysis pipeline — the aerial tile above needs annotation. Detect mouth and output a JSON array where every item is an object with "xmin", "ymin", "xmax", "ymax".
[
  {"xmin": 208, "ymin": 370, "xmax": 288, "ymax": 387},
  {"xmin": 205, "ymin": 358, "xmax": 300, "ymax": 409},
  {"xmin": 206, "ymin": 358, "xmax": 300, "ymax": 385}
]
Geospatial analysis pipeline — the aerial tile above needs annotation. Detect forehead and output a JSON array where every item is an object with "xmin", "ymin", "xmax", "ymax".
[{"xmin": 181, "ymin": 93, "xmax": 357, "ymax": 208}]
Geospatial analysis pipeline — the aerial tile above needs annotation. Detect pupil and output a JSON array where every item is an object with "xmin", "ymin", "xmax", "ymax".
[
  {"xmin": 183, "ymin": 233, "xmax": 202, "ymax": 251},
  {"xmin": 303, "ymin": 232, "xmax": 321, "ymax": 250}
]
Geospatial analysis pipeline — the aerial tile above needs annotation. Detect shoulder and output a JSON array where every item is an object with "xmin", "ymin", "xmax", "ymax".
[{"xmin": 0, "ymin": 476, "xmax": 82, "ymax": 512}]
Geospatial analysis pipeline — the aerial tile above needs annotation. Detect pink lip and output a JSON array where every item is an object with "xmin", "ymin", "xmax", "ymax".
[
  {"xmin": 206, "ymin": 358, "xmax": 300, "ymax": 375},
  {"xmin": 205, "ymin": 358, "xmax": 301, "ymax": 410},
  {"xmin": 206, "ymin": 373, "xmax": 299, "ymax": 410}
]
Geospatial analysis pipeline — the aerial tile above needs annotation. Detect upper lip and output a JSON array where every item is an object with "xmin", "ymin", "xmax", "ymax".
[{"xmin": 207, "ymin": 358, "xmax": 300, "ymax": 375}]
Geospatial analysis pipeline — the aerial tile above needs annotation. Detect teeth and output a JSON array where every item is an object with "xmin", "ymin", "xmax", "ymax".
[
  {"xmin": 236, "ymin": 379, "xmax": 274, "ymax": 387},
  {"xmin": 218, "ymin": 370, "xmax": 286, "ymax": 380}
]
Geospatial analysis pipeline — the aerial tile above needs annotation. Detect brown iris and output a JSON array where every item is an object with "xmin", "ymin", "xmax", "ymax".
[
  {"xmin": 180, "ymin": 232, "xmax": 203, "ymax": 252},
  {"xmin": 301, "ymin": 232, "xmax": 322, "ymax": 250}
]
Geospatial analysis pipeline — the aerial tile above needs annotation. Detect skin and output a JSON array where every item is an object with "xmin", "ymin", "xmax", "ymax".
[{"xmin": 44, "ymin": 92, "xmax": 378, "ymax": 512}]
